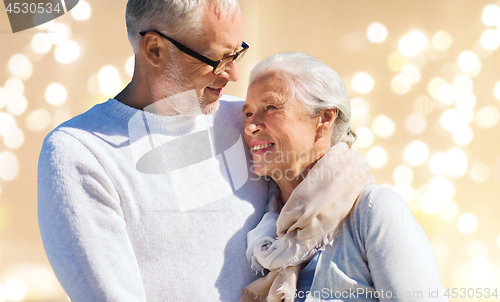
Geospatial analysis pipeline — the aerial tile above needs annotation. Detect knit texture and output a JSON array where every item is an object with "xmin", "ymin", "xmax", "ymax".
[{"xmin": 37, "ymin": 97, "xmax": 269, "ymax": 302}]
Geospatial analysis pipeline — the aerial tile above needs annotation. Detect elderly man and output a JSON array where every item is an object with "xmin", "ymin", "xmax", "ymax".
[{"xmin": 37, "ymin": 0, "xmax": 269, "ymax": 301}]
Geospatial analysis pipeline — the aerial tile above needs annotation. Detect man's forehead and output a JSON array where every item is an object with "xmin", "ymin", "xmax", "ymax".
[{"xmin": 199, "ymin": 7, "xmax": 244, "ymax": 50}]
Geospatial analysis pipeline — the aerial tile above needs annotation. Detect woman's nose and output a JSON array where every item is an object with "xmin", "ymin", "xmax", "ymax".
[{"xmin": 244, "ymin": 119, "xmax": 264, "ymax": 136}]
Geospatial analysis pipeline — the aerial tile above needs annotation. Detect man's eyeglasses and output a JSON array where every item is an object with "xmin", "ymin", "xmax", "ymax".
[{"xmin": 139, "ymin": 30, "xmax": 249, "ymax": 75}]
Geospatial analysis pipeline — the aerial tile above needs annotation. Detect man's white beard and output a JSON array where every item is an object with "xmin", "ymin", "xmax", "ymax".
[{"xmin": 148, "ymin": 61, "xmax": 216, "ymax": 117}]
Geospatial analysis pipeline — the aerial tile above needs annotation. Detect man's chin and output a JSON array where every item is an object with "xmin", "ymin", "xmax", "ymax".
[{"xmin": 201, "ymin": 100, "xmax": 220, "ymax": 115}]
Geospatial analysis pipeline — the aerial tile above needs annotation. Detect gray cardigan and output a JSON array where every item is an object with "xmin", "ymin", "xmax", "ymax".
[{"xmin": 300, "ymin": 184, "xmax": 447, "ymax": 302}]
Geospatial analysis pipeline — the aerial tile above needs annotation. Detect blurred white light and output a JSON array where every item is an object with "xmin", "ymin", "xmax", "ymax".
[
  {"xmin": 366, "ymin": 146, "xmax": 387, "ymax": 168},
  {"xmin": 447, "ymin": 148, "xmax": 468, "ymax": 177},
  {"xmin": 436, "ymin": 83, "xmax": 457, "ymax": 106},
  {"xmin": 45, "ymin": 83, "xmax": 67, "ymax": 106},
  {"xmin": 495, "ymin": 81, "xmax": 500, "ymax": 101},
  {"xmin": 0, "ymin": 88, "xmax": 7, "ymax": 110},
  {"xmin": 126, "ymin": 56, "xmax": 135, "ymax": 77},
  {"xmin": 371, "ymin": 115, "xmax": 395, "ymax": 138},
  {"xmin": 421, "ymin": 193, "xmax": 444, "ymax": 215},
  {"xmin": 482, "ymin": 4, "xmax": 500, "ymax": 27},
  {"xmin": 453, "ymin": 74, "xmax": 473, "ymax": 92},
  {"xmin": 391, "ymin": 74, "xmax": 412, "ymax": 94},
  {"xmin": 425, "ymin": 176, "xmax": 456, "ymax": 200},
  {"xmin": 7, "ymin": 94, "xmax": 28, "ymax": 116},
  {"xmin": 3, "ymin": 127, "xmax": 24, "ymax": 149},
  {"xmin": 355, "ymin": 127, "xmax": 374, "ymax": 148},
  {"xmin": 0, "ymin": 112, "xmax": 17, "ymax": 136},
  {"xmin": 471, "ymin": 256, "xmax": 491, "ymax": 274},
  {"xmin": 48, "ymin": 23, "xmax": 70, "ymax": 45},
  {"xmin": 0, "ymin": 151, "xmax": 19, "ymax": 181},
  {"xmin": 457, "ymin": 51, "xmax": 481, "ymax": 74},
  {"xmin": 388, "ymin": 52, "xmax": 407, "ymax": 72},
  {"xmin": 439, "ymin": 200, "xmax": 459, "ymax": 221},
  {"xmin": 440, "ymin": 109, "xmax": 465, "ymax": 132},
  {"xmin": 470, "ymin": 257, "xmax": 492, "ymax": 287},
  {"xmin": 470, "ymin": 162, "xmax": 490, "ymax": 183},
  {"xmin": 5, "ymin": 279, "xmax": 26, "ymax": 301},
  {"xmin": 343, "ymin": 32, "xmax": 365, "ymax": 52},
  {"xmin": 71, "ymin": 0, "xmax": 91, "ymax": 21},
  {"xmin": 457, "ymin": 212, "xmax": 478, "ymax": 234},
  {"xmin": 393, "ymin": 183, "xmax": 413, "ymax": 202},
  {"xmin": 367, "ymin": 22, "xmax": 388, "ymax": 43},
  {"xmin": 55, "ymin": 40, "xmax": 80, "ymax": 63},
  {"xmin": 432, "ymin": 31, "xmax": 453, "ymax": 50},
  {"xmin": 480, "ymin": 29, "xmax": 500, "ymax": 51},
  {"xmin": 351, "ymin": 72, "xmax": 374, "ymax": 94},
  {"xmin": 401, "ymin": 64, "xmax": 421, "ymax": 84},
  {"xmin": 427, "ymin": 77, "xmax": 446, "ymax": 98},
  {"xmin": 413, "ymin": 95, "xmax": 434, "ymax": 116},
  {"xmin": 475, "ymin": 106, "xmax": 499, "ymax": 128},
  {"xmin": 403, "ymin": 140, "xmax": 429, "ymax": 167},
  {"xmin": 429, "ymin": 152, "xmax": 447, "ymax": 175},
  {"xmin": 31, "ymin": 32, "xmax": 52, "ymax": 54},
  {"xmin": 452, "ymin": 125, "xmax": 473, "ymax": 146},
  {"xmin": 496, "ymin": 234, "xmax": 500, "ymax": 250},
  {"xmin": 98, "ymin": 65, "xmax": 122, "ymax": 96},
  {"xmin": 4, "ymin": 78, "xmax": 24, "ymax": 96},
  {"xmin": 398, "ymin": 30, "xmax": 428, "ymax": 57},
  {"xmin": 26, "ymin": 109, "xmax": 51, "ymax": 132},
  {"xmin": 420, "ymin": 176, "xmax": 455, "ymax": 215},
  {"xmin": 406, "ymin": 112, "xmax": 426, "ymax": 135},
  {"xmin": 8, "ymin": 54, "xmax": 31, "ymax": 78},
  {"xmin": 456, "ymin": 91, "xmax": 476, "ymax": 111},
  {"xmin": 393, "ymin": 164, "xmax": 413, "ymax": 184},
  {"xmin": 350, "ymin": 97, "xmax": 370, "ymax": 121},
  {"xmin": 469, "ymin": 242, "xmax": 488, "ymax": 258},
  {"xmin": 407, "ymin": 190, "xmax": 421, "ymax": 211}
]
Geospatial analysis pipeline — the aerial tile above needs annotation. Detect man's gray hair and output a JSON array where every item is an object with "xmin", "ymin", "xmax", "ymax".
[
  {"xmin": 249, "ymin": 52, "xmax": 357, "ymax": 148},
  {"xmin": 126, "ymin": 0, "xmax": 240, "ymax": 52}
]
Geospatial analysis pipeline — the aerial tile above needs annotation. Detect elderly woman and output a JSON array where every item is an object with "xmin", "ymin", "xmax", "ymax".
[{"xmin": 239, "ymin": 53, "xmax": 446, "ymax": 302}]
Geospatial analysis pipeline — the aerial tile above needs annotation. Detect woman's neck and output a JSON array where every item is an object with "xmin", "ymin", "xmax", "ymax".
[{"xmin": 275, "ymin": 158, "xmax": 320, "ymax": 205}]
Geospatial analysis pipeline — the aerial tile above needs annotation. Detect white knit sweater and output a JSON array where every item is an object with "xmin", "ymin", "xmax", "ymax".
[{"xmin": 37, "ymin": 97, "xmax": 269, "ymax": 302}]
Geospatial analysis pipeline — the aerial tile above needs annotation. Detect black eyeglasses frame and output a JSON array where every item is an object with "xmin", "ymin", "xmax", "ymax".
[{"xmin": 139, "ymin": 30, "xmax": 249, "ymax": 75}]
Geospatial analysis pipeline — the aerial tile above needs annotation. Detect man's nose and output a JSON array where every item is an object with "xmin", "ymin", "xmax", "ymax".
[{"xmin": 219, "ymin": 60, "xmax": 239, "ymax": 82}]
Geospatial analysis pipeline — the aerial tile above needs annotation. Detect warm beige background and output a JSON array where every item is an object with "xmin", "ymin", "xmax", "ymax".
[{"xmin": 1, "ymin": 0, "xmax": 500, "ymax": 301}]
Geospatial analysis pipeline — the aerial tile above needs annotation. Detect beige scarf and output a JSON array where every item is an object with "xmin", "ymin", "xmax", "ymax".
[{"xmin": 239, "ymin": 142, "xmax": 376, "ymax": 302}]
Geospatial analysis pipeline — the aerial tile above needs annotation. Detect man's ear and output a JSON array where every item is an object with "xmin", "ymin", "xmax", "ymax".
[
  {"xmin": 316, "ymin": 108, "xmax": 337, "ymax": 140},
  {"xmin": 141, "ymin": 32, "xmax": 168, "ymax": 67}
]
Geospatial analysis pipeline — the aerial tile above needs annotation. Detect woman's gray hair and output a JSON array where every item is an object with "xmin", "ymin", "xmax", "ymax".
[
  {"xmin": 126, "ymin": 0, "xmax": 240, "ymax": 52},
  {"xmin": 249, "ymin": 52, "xmax": 357, "ymax": 148}
]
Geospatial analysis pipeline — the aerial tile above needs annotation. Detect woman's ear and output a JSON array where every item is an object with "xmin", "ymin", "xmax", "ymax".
[
  {"xmin": 141, "ymin": 32, "xmax": 169, "ymax": 67},
  {"xmin": 316, "ymin": 108, "xmax": 337, "ymax": 140}
]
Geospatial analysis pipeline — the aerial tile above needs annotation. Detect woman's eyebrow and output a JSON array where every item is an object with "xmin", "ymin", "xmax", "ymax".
[{"xmin": 242, "ymin": 104, "xmax": 249, "ymax": 112}]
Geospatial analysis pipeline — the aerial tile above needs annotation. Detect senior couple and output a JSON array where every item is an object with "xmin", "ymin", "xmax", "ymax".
[{"xmin": 38, "ymin": 0, "xmax": 445, "ymax": 301}]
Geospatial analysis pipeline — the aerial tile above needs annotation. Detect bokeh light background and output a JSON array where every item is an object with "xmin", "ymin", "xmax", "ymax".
[{"xmin": 1, "ymin": 0, "xmax": 500, "ymax": 301}]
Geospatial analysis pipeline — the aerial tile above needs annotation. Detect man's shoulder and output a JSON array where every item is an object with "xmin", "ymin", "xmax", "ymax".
[
  {"xmin": 214, "ymin": 95, "xmax": 245, "ymax": 128},
  {"xmin": 43, "ymin": 99, "xmax": 128, "ymax": 150},
  {"xmin": 218, "ymin": 94, "xmax": 244, "ymax": 112}
]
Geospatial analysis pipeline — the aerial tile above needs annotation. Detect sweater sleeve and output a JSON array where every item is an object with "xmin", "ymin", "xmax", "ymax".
[
  {"xmin": 359, "ymin": 186, "xmax": 447, "ymax": 302},
  {"xmin": 37, "ymin": 129, "xmax": 147, "ymax": 302}
]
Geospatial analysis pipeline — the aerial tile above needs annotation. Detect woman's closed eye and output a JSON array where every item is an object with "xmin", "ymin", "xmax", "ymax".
[{"xmin": 266, "ymin": 104, "xmax": 277, "ymax": 111}]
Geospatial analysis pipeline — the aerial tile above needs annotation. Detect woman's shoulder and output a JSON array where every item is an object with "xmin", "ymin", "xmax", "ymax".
[
  {"xmin": 346, "ymin": 184, "xmax": 417, "ymax": 236},
  {"xmin": 354, "ymin": 184, "xmax": 409, "ymax": 216}
]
